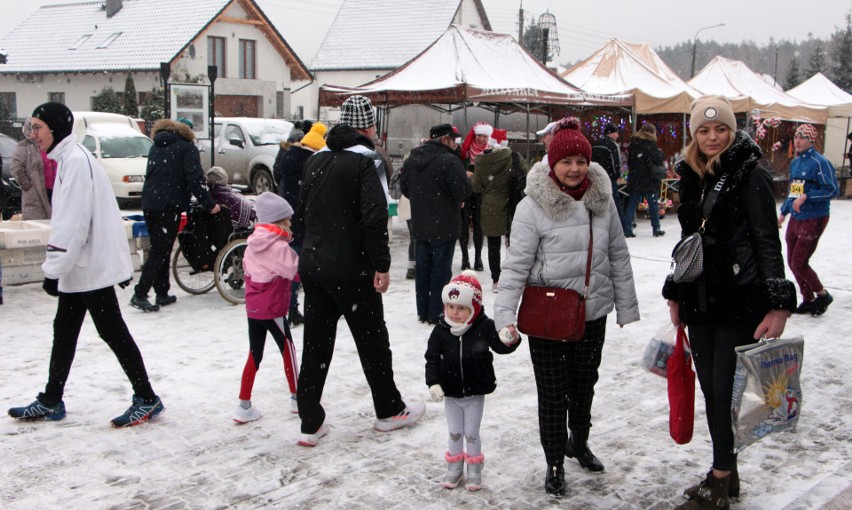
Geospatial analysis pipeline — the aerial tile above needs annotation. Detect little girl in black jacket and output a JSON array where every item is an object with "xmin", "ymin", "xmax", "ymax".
[{"xmin": 424, "ymin": 270, "xmax": 519, "ymax": 491}]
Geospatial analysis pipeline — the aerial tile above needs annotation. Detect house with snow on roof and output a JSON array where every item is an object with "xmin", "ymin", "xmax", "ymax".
[
  {"xmin": 294, "ymin": 0, "xmax": 490, "ymax": 123},
  {"xmin": 0, "ymin": 0, "xmax": 310, "ymax": 121}
]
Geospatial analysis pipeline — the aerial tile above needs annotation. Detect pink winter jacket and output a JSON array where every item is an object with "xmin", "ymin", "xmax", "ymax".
[{"xmin": 243, "ymin": 224, "xmax": 299, "ymax": 320}]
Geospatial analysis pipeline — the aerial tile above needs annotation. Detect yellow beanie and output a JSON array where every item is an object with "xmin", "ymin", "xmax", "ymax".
[{"xmin": 300, "ymin": 122, "xmax": 327, "ymax": 151}]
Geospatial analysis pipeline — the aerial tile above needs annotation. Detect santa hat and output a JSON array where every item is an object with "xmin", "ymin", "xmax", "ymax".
[
  {"xmin": 442, "ymin": 270, "xmax": 483, "ymax": 323},
  {"xmin": 548, "ymin": 117, "xmax": 591, "ymax": 169},
  {"xmin": 473, "ymin": 122, "xmax": 494, "ymax": 137},
  {"xmin": 489, "ymin": 128, "xmax": 509, "ymax": 149}
]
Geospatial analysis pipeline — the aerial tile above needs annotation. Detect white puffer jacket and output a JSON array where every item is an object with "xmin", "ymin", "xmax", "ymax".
[
  {"xmin": 494, "ymin": 161, "xmax": 640, "ymax": 328},
  {"xmin": 42, "ymin": 135, "xmax": 133, "ymax": 293}
]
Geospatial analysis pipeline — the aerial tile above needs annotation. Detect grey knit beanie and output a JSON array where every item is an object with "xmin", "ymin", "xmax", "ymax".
[{"xmin": 254, "ymin": 192, "xmax": 293, "ymax": 224}]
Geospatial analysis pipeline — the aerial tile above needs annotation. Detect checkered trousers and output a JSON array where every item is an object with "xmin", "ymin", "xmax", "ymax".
[{"xmin": 528, "ymin": 316, "xmax": 607, "ymax": 465}]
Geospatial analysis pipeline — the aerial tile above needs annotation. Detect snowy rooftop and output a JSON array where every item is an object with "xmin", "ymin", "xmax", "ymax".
[{"xmin": 310, "ymin": 0, "xmax": 489, "ymax": 72}]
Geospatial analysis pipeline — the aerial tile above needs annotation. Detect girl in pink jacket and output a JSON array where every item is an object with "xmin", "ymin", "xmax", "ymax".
[{"xmin": 234, "ymin": 192, "xmax": 300, "ymax": 424}]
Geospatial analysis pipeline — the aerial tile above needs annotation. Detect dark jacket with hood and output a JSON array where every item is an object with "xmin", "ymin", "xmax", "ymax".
[
  {"xmin": 424, "ymin": 311, "xmax": 519, "ymax": 398},
  {"xmin": 296, "ymin": 124, "xmax": 391, "ymax": 281},
  {"xmin": 626, "ymin": 130, "xmax": 665, "ymax": 194},
  {"xmin": 662, "ymin": 131, "xmax": 796, "ymax": 328},
  {"xmin": 592, "ymin": 136, "xmax": 622, "ymax": 181},
  {"xmin": 400, "ymin": 139, "xmax": 471, "ymax": 242},
  {"xmin": 274, "ymin": 141, "xmax": 314, "ymax": 242},
  {"xmin": 141, "ymin": 119, "xmax": 215, "ymax": 212}
]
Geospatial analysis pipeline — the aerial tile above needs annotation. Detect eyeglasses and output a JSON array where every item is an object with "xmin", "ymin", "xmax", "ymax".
[{"xmin": 30, "ymin": 123, "xmax": 45, "ymax": 133}]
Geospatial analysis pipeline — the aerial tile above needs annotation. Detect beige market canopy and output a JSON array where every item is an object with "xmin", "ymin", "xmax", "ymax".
[
  {"xmin": 560, "ymin": 38, "xmax": 703, "ymax": 114},
  {"xmin": 319, "ymin": 25, "xmax": 630, "ymax": 108},
  {"xmin": 689, "ymin": 57, "xmax": 828, "ymax": 124},
  {"xmin": 787, "ymin": 72, "xmax": 852, "ymax": 118}
]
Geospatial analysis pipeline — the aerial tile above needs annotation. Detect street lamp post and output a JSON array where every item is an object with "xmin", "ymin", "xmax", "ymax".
[{"xmin": 690, "ymin": 23, "xmax": 725, "ymax": 78}]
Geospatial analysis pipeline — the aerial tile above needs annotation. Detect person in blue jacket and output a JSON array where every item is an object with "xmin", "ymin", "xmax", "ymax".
[{"xmin": 777, "ymin": 124, "xmax": 839, "ymax": 316}]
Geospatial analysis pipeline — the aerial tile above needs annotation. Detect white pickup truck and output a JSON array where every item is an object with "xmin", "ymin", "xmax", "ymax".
[{"xmin": 197, "ymin": 117, "xmax": 294, "ymax": 193}]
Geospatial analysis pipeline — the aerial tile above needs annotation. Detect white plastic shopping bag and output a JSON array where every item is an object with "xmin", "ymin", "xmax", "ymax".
[{"xmin": 642, "ymin": 323, "xmax": 677, "ymax": 378}]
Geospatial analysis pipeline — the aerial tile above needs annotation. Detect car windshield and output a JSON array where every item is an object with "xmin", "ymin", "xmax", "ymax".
[
  {"xmin": 100, "ymin": 136, "xmax": 153, "ymax": 158},
  {"xmin": 0, "ymin": 135, "xmax": 17, "ymax": 157},
  {"xmin": 243, "ymin": 121, "xmax": 292, "ymax": 146}
]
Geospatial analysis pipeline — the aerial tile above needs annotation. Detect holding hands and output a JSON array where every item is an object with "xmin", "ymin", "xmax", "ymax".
[{"xmin": 429, "ymin": 384, "xmax": 444, "ymax": 403}]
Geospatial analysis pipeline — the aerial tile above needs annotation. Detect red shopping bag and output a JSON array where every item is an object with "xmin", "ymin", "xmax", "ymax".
[{"xmin": 667, "ymin": 324, "xmax": 695, "ymax": 444}]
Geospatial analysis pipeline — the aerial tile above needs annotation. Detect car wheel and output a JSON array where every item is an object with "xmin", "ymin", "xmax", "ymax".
[{"xmin": 251, "ymin": 167, "xmax": 274, "ymax": 194}]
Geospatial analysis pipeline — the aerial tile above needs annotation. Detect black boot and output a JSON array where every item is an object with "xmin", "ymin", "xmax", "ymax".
[
  {"xmin": 460, "ymin": 247, "xmax": 470, "ymax": 270},
  {"xmin": 544, "ymin": 463, "xmax": 565, "ymax": 497},
  {"xmin": 565, "ymin": 431, "xmax": 604, "ymax": 472},
  {"xmin": 684, "ymin": 465, "xmax": 739, "ymax": 499},
  {"xmin": 473, "ymin": 256, "xmax": 484, "ymax": 272},
  {"xmin": 676, "ymin": 471, "xmax": 731, "ymax": 510}
]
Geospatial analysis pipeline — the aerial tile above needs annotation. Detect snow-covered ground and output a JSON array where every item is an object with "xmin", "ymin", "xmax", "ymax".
[{"xmin": 1, "ymin": 200, "xmax": 850, "ymax": 510}]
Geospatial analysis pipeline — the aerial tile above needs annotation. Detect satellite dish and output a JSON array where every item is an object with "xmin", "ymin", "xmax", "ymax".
[{"xmin": 188, "ymin": 44, "xmax": 196, "ymax": 59}]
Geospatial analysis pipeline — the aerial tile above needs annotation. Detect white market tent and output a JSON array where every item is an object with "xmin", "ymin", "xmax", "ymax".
[
  {"xmin": 689, "ymin": 56, "xmax": 828, "ymax": 124},
  {"xmin": 319, "ymin": 25, "xmax": 630, "ymax": 108},
  {"xmin": 560, "ymin": 38, "xmax": 703, "ymax": 114},
  {"xmin": 787, "ymin": 73, "xmax": 852, "ymax": 167}
]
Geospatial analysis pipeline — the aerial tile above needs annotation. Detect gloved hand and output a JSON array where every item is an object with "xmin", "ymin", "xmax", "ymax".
[
  {"xmin": 429, "ymin": 384, "xmax": 444, "ymax": 403},
  {"xmin": 499, "ymin": 327, "xmax": 519, "ymax": 346},
  {"xmin": 42, "ymin": 278, "xmax": 59, "ymax": 297},
  {"xmin": 118, "ymin": 278, "xmax": 132, "ymax": 289}
]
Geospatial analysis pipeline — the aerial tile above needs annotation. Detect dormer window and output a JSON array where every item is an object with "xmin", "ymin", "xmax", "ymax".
[
  {"xmin": 97, "ymin": 32, "xmax": 122, "ymax": 48},
  {"xmin": 70, "ymin": 34, "xmax": 92, "ymax": 50}
]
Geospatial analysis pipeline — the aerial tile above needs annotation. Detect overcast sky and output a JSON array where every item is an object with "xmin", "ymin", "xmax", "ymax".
[{"xmin": 1, "ymin": 0, "xmax": 851, "ymax": 66}]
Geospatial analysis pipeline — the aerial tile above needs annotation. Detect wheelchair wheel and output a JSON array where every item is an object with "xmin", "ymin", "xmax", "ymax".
[
  {"xmin": 214, "ymin": 238, "xmax": 248, "ymax": 305},
  {"xmin": 172, "ymin": 247, "xmax": 215, "ymax": 295}
]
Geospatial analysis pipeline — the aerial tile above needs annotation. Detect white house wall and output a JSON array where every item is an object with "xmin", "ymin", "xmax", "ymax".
[
  {"xmin": 294, "ymin": 69, "xmax": 384, "ymax": 121},
  {"xmin": 0, "ymin": 72, "xmax": 160, "ymax": 117},
  {"xmin": 455, "ymin": 0, "xmax": 488, "ymax": 30}
]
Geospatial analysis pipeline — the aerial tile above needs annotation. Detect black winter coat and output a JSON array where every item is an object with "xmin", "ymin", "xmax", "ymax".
[
  {"xmin": 274, "ymin": 143, "xmax": 313, "ymax": 243},
  {"xmin": 626, "ymin": 132, "xmax": 664, "ymax": 194},
  {"xmin": 663, "ymin": 131, "xmax": 796, "ymax": 328},
  {"xmin": 424, "ymin": 312, "xmax": 519, "ymax": 398},
  {"xmin": 592, "ymin": 136, "xmax": 621, "ymax": 181},
  {"xmin": 296, "ymin": 124, "xmax": 391, "ymax": 281},
  {"xmin": 401, "ymin": 140, "xmax": 471, "ymax": 242},
  {"xmin": 141, "ymin": 119, "xmax": 215, "ymax": 212}
]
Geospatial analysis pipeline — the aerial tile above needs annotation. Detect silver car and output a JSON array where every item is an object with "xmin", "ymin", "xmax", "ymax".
[{"xmin": 198, "ymin": 117, "xmax": 293, "ymax": 193}]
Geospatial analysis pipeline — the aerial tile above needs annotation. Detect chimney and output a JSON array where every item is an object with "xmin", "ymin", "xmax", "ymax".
[{"xmin": 106, "ymin": 0, "xmax": 123, "ymax": 18}]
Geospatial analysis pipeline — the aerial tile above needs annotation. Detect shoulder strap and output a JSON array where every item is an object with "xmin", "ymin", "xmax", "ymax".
[
  {"xmin": 699, "ymin": 173, "xmax": 727, "ymax": 233},
  {"xmin": 583, "ymin": 211, "xmax": 593, "ymax": 299}
]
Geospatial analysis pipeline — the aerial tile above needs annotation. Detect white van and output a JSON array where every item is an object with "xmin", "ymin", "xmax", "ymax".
[{"xmin": 72, "ymin": 111, "xmax": 152, "ymax": 208}]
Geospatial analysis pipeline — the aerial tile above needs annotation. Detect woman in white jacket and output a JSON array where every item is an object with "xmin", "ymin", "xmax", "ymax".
[
  {"xmin": 7, "ymin": 103, "xmax": 164, "ymax": 428},
  {"xmin": 494, "ymin": 118, "xmax": 639, "ymax": 497}
]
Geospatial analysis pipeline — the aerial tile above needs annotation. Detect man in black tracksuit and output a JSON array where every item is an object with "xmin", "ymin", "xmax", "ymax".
[{"xmin": 295, "ymin": 119, "xmax": 423, "ymax": 442}]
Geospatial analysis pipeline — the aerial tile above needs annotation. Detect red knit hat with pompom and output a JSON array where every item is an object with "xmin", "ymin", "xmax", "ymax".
[
  {"xmin": 442, "ymin": 270, "xmax": 483, "ymax": 323},
  {"xmin": 548, "ymin": 117, "xmax": 591, "ymax": 169}
]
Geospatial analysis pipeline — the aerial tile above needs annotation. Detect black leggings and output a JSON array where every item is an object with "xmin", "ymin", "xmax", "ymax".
[
  {"xmin": 529, "ymin": 316, "xmax": 606, "ymax": 465},
  {"xmin": 486, "ymin": 236, "xmax": 502, "ymax": 283},
  {"xmin": 458, "ymin": 193, "xmax": 482, "ymax": 261},
  {"xmin": 688, "ymin": 323, "xmax": 753, "ymax": 471},
  {"xmin": 42, "ymin": 286, "xmax": 156, "ymax": 405}
]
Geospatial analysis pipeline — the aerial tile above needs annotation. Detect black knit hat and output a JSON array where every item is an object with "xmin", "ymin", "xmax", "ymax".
[
  {"xmin": 429, "ymin": 123, "xmax": 455, "ymax": 139},
  {"xmin": 31, "ymin": 102, "xmax": 74, "ymax": 152},
  {"xmin": 603, "ymin": 123, "xmax": 619, "ymax": 134}
]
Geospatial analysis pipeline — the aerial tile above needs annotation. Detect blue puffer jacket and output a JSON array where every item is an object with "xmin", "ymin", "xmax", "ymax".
[{"xmin": 780, "ymin": 146, "xmax": 838, "ymax": 220}]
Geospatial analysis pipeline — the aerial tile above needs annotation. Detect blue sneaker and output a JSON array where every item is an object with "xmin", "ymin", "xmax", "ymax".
[
  {"xmin": 111, "ymin": 395, "xmax": 164, "ymax": 428},
  {"xmin": 8, "ymin": 397, "xmax": 67, "ymax": 421}
]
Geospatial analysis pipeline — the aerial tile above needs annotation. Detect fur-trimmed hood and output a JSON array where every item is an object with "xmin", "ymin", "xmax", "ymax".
[
  {"xmin": 631, "ymin": 129, "xmax": 657, "ymax": 143},
  {"xmin": 524, "ymin": 161, "xmax": 612, "ymax": 222},
  {"xmin": 150, "ymin": 118, "xmax": 195, "ymax": 142}
]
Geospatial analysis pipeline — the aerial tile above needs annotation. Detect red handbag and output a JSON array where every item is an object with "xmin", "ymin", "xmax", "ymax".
[
  {"xmin": 667, "ymin": 324, "xmax": 695, "ymax": 444},
  {"xmin": 516, "ymin": 219, "xmax": 592, "ymax": 342}
]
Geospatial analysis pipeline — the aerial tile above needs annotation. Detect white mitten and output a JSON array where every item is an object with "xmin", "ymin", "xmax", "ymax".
[
  {"xmin": 499, "ymin": 327, "xmax": 518, "ymax": 345},
  {"xmin": 429, "ymin": 384, "xmax": 444, "ymax": 402}
]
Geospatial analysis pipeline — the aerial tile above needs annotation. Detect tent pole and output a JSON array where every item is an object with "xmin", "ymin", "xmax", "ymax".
[
  {"xmin": 844, "ymin": 117, "xmax": 851, "ymax": 176},
  {"xmin": 526, "ymin": 103, "xmax": 531, "ymax": 164},
  {"xmin": 464, "ymin": 102, "xmax": 468, "ymax": 132},
  {"xmin": 494, "ymin": 105, "xmax": 499, "ymax": 128},
  {"xmin": 683, "ymin": 113, "xmax": 688, "ymax": 149}
]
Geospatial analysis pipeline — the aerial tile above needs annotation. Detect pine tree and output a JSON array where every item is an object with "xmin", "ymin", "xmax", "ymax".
[
  {"xmin": 830, "ymin": 13, "xmax": 852, "ymax": 92},
  {"xmin": 808, "ymin": 45, "xmax": 828, "ymax": 77},
  {"xmin": 522, "ymin": 22, "xmax": 545, "ymax": 63},
  {"xmin": 140, "ymin": 88, "xmax": 165, "ymax": 122},
  {"xmin": 785, "ymin": 58, "xmax": 802, "ymax": 89},
  {"xmin": 122, "ymin": 74, "xmax": 138, "ymax": 117},
  {"xmin": 92, "ymin": 86, "xmax": 122, "ymax": 113}
]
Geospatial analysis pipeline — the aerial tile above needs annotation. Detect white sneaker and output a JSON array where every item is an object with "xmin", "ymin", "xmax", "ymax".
[
  {"xmin": 297, "ymin": 424, "xmax": 329, "ymax": 447},
  {"xmin": 374, "ymin": 400, "xmax": 426, "ymax": 432},
  {"xmin": 233, "ymin": 405, "xmax": 262, "ymax": 424},
  {"xmin": 492, "ymin": 281, "xmax": 499, "ymax": 293},
  {"xmin": 289, "ymin": 394, "xmax": 298, "ymax": 414}
]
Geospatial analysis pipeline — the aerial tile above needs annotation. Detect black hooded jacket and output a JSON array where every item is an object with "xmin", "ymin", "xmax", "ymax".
[
  {"xmin": 296, "ymin": 124, "xmax": 391, "ymax": 281},
  {"xmin": 626, "ymin": 130, "xmax": 665, "ymax": 194},
  {"xmin": 141, "ymin": 119, "xmax": 215, "ymax": 212},
  {"xmin": 400, "ymin": 140, "xmax": 471, "ymax": 242},
  {"xmin": 663, "ymin": 131, "xmax": 796, "ymax": 327}
]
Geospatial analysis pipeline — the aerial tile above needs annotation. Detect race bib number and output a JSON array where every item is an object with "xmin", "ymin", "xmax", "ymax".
[{"xmin": 789, "ymin": 179, "xmax": 805, "ymax": 198}]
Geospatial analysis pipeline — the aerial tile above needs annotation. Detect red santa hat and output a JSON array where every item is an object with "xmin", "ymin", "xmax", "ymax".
[
  {"xmin": 442, "ymin": 270, "xmax": 483, "ymax": 323},
  {"xmin": 489, "ymin": 128, "xmax": 509, "ymax": 148}
]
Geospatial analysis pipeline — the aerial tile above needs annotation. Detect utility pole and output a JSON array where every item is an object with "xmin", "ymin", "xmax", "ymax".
[
  {"xmin": 542, "ymin": 28, "xmax": 549, "ymax": 65},
  {"xmin": 774, "ymin": 47, "xmax": 779, "ymax": 87},
  {"xmin": 518, "ymin": 3, "xmax": 524, "ymax": 43}
]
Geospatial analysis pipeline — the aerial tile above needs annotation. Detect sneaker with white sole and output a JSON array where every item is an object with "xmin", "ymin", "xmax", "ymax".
[
  {"xmin": 297, "ymin": 424, "xmax": 329, "ymax": 447},
  {"xmin": 374, "ymin": 400, "xmax": 426, "ymax": 432},
  {"xmin": 233, "ymin": 405, "xmax": 262, "ymax": 424},
  {"xmin": 289, "ymin": 395, "xmax": 298, "ymax": 414}
]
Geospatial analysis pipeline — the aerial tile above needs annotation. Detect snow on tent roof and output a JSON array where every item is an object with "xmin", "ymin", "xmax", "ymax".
[
  {"xmin": 787, "ymin": 72, "xmax": 852, "ymax": 118},
  {"xmin": 689, "ymin": 56, "xmax": 827, "ymax": 124},
  {"xmin": 560, "ymin": 38, "xmax": 703, "ymax": 114},
  {"xmin": 319, "ymin": 25, "xmax": 630, "ymax": 107}
]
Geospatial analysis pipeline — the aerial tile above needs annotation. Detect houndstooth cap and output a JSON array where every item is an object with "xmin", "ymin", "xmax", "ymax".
[{"xmin": 340, "ymin": 95, "xmax": 376, "ymax": 129}]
